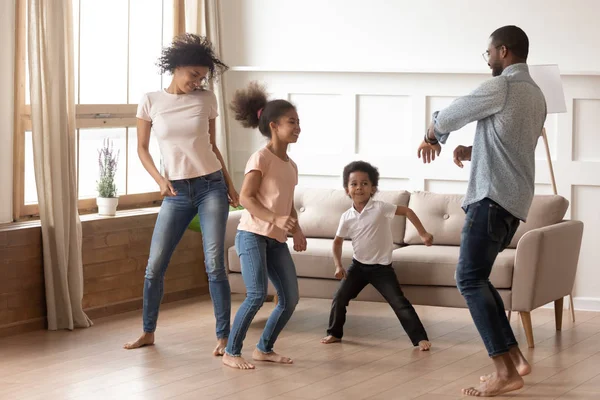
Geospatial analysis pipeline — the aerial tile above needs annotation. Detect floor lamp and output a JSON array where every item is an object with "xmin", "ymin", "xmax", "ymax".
[{"xmin": 529, "ymin": 64, "xmax": 575, "ymax": 323}]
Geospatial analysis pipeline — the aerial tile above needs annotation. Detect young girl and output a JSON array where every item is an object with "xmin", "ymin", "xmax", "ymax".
[
  {"xmin": 321, "ymin": 161, "xmax": 433, "ymax": 351},
  {"xmin": 124, "ymin": 34, "xmax": 238, "ymax": 356},
  {"xmin": 223, "ymin": 82, "xmax": 307, "ymax": 370}
]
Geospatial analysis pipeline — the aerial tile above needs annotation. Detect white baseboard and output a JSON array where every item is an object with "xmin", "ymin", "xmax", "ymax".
[
  {"xmin": 573, "ymin": 297, "xmax": 600, "ymax": 312},
  {"xmin": 541, "ymin": 296, "xmax": 600, "ymax": 312}
]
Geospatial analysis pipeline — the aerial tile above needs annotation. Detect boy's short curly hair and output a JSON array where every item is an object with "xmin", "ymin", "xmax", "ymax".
[
  {"xmin": 342, "ymin": 161, "xmax": 380, "ymax": 189},
  {"xmin": 157, "ymin": 33, "xmax": 228, "ymax": 78}
]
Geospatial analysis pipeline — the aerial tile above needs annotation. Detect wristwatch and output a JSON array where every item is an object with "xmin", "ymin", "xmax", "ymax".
[{"xmin": 424, "ymin": 131, "xmax": 439, "ymax": 145}]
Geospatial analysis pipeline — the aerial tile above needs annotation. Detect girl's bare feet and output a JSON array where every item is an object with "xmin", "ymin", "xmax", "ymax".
[
  {"xmin": 463, "ymin": 373, "xmax": 524, "ymax": 397},
  {"xmin": 418, "ymin": 340, "xmax": 432, "ymax": 351},
  {"xmin": 320, "ymin": 335, "xmax": 341, "ymax": 344},
  {"xmin": 480, "ymin": 347, "xmax": 531, "ymax": 381},
  {"xmin": 222, "ymin": 353, "xmax": 255, "ymax": 370},
  {"xmin": 252, "ymin": 348, "xmax": 293, "ymax": 364},
  {"xmin": 213, "ymin": 338, "xmax": 227, "ymax": 356},
  {"xmin": 123, "ymin": 332, "xmax": 154, "ymax": 350}
]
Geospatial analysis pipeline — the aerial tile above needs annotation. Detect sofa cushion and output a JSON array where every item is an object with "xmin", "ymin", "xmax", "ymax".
[
  {"xmin": 404, "ymin": 192, "xmax": 466, "ymax": 246},
  {"xmin": 391, "ymin": 245, "xmax": 515, "ymax": 289},
  {"xmin": 404, "ymin": 192, "xmax": 569, "ymax": 249},
  {"xmin": 227, "ymin": 238, "xmax": 400, "ymax": 279},
  {"xmin": 294, "ymin": 187, "xmax": 411, "ymax": 244},
  {"xmin": 228, "ymin": 239, "xmax": 513, "ymax": 289},
  {"xmin": 508, "ymin": 195, "xmax": 569, "ymax": 248}
]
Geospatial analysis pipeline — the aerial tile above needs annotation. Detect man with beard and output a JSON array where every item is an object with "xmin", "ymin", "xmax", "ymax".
[{"xmin": 417, "ymin": 25, "xmax": 547, "ymax": 397}]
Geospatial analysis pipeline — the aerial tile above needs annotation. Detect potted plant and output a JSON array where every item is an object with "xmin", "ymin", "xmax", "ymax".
[{"xmin": 96, "ymin": 138, "xmax": 120, "ymax": 216}]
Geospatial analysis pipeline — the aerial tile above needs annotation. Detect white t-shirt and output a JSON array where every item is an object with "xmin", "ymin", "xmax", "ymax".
[
  {"xmin": 136, "ymin": 89, "xmax": 222, "ymax": 180},
  {"xmin": 336, "ymin": 199, "xmax": 397, "ymax": 265}
]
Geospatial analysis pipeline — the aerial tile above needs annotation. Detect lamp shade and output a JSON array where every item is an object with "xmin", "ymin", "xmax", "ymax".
[{"xmin": 529, "ymin": 64, "xmax": 567, "ymax": 114}]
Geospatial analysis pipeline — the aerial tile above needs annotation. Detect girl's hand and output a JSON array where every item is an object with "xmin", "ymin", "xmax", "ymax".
[
  {"xmin": 293, "ymin": 229, "xmax": 307, "ymax": 252},
  {"xmin": 159, "ymin": 178, "xmax": 177, "ymax": 197},
  {"xmin": 274, "ymin": 215, "xmax": 297, "ymax": 232}
]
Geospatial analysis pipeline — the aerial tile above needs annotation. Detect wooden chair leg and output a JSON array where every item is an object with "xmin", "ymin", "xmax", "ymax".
[
  {"xmin": 520, "ymin": 311, "xmax": 534, "ymax": 348},
  {"xmin": 555, "ymin": 298, "xmax": 564, "ymax": 331},
  {"xmin": 569, "ymin": 293, "xmax": 576, "ymax": 323},
  {"xmin": 507, "ymin": 310, "xmax": 512, "ymax": 323}
]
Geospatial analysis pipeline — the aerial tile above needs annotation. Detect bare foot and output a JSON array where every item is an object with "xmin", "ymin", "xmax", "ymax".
[
  {"xmin": 222, "ymin": 353, "xmax": 255, "ymax": 370},
  {"xmin": 463, "ymin": 373, "xmax": 524, "ymax": 397},
  {"xmin": 320, "ymin": 335, "xmax": 341, "ymax": 344},
  {"xmin": 418, "ymin": 340, "xmax": 432, "ymax": 351},
  {"xmin": 480, "ymin": 348, "xmax": 531, "ymax": 381},
  {"xmin": 213, "ymin": 338, "xmax": 227, "ymax": 356},
  {"xmin": 123, "ymin": 332, "xmax": 154, "ymax": 350},
  {"xmin": 252, "ymin": 348, "xmax": 293, "ymax": 364}
]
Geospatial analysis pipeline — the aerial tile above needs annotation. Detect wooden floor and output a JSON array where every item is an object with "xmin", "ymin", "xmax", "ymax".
[{"xmin": 1, "ymin": 295, "xmax": 600, "ymax": 400}]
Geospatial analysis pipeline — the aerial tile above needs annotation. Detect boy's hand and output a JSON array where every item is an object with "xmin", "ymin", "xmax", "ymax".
[
  {"xmin": 334, "ymin": 266, "xmax": 346, "ymax": 280},
  {"xmin": 420, "ymin": 232, "xmax": 434, "ymax": 246},
  {"xmin": 292, "ymin": 229, "xmax": 307, "ymax": 252}
]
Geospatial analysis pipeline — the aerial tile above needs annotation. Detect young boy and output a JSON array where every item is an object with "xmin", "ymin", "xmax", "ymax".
[{"xmin": 321, "ymin": 161, "xmax": 433, "ymax": 350}]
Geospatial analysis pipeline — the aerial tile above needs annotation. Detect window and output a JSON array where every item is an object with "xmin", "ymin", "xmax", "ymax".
[{"xmin": 14, "ymin": 0, "xmax": 181, "ymax": 218}]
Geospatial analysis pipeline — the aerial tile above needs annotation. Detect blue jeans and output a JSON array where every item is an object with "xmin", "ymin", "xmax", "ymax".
[
  {"xmin": 142, "ymin": 170, "xmax": 231, "ymax": 338},
  {"xmin": 226, "ymin": 230, "xmax": 299, "ymax": 356},
  {"xmin": 456, "ymin": 198, "xmax": 521, "ymax": 357}
]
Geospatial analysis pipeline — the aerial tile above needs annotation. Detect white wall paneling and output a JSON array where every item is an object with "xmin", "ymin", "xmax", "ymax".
[{"xmin": 220, "ymin": 0, "xmax": 600, "ymax": 308}]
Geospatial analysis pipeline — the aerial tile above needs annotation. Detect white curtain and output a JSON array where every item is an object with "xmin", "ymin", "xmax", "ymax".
[
  {"xmin": 0, "ymin": 1, "xmax": 15, "ymax": 223},
  {"xmin": 185, "ymin": 0, "xmax": 231, "ymax": 170},
  {"xmin": 28, "ymin": 0, "xmax": 92, "ymax": 330}
]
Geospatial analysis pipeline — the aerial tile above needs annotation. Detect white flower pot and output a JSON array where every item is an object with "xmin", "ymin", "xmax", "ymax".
[{"xmin": 97, "ymin": 197, "xmax": 119, "ymax": 216}]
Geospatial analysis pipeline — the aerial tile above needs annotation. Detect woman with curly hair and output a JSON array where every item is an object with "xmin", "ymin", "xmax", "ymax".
[
  {"xmin": 124, "ymin": 33, "xmax": 238, "ymax": 356},
  {"xmin": 222, "ymin": 82, "xmax": 306, "ymax": 369}
]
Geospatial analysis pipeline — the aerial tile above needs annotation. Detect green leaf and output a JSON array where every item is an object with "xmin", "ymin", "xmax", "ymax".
[{"xmin": 188, "ymin": 205, "xmax": 244, "ymax": 232}]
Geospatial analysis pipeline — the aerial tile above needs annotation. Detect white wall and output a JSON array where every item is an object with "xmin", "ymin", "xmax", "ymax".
[
  {"xmin": 219, "ymin": 0, "xmax": 600, "ymax": 309},
  {"xmin": 220, "ymin": 0, "xmax": 600, "ymax": 74},
  {"xmin": 0, "ymin": 1, "xmax": 15, "ymax": 223}
]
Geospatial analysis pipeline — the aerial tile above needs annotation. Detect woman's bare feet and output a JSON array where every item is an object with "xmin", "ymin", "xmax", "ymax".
[
  {"xmin": 418, "ymin": 340, "xmax": 432, "ymax": 351},
  {"xmin": 252, "ymin": 348, "xmax": 293, "ymax": 364},
  {"xmin": 463, "ymin": 373, "xmax": 524, "ymax": 397},
  {"xmin": 123, "ymin": 332, "xmax": 154, "ymax": 350},
  {"xmin": 222, "ymin": 353, "xmax": 255, "ymax": 370},
  {"xmin": 213, "ymin": 338, "xmax": 227, "ymax": 356},
  {"xmin": 480, "ymin": 347, "xmax": 531, "ymax": 381},
  {"xmin": 320, "ymin": 335, "xmax": 341, "ymax": 344}
]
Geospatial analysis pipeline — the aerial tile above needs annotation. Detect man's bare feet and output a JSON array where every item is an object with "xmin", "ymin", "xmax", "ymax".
[
  {"xmin": 123, "ymin": 332, "xmax": 154, "ymax": 350},
  {"xmin": 320, "ymin": 335, "xmax": 341, "ymax": 344},
  {"xmin": 252, "ymin": 348, "xmax": 293, "ymax": 364},
  {"xmin": 213, "ymin": 338, "xmax": 227, "ymax": 356},
  {"xmin": 480, "ymin": 347, "xmax": 531, "ymax": 381},
  {"xmin": 463, "ymin": 373, "xmax": 524, "ymax": 397},
  {"xmin": 418, "ymin": 340, "xmax": 432, "ymax": 351},
  {"xmin": 222, "ymin": 353, "xmax": 255, "ymax": 370}
]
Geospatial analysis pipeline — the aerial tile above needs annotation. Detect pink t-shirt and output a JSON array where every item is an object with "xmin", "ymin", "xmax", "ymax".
[
  {"xmin": 136, "ymin": 89, "xmax": 222, "ymax": 180},
  {"xmin": 238, "ymin": 147, "xmax": 298, "ymax": 242}
]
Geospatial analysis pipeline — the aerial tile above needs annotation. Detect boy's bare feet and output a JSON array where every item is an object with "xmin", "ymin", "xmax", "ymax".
[
  {"xmin": 222, "ymin": 353, "xmax": 255, "ymax": 370},
  {"xmin": 480, "ymin": 347, "xmax": 531, "ymax": 381},
  {"xmin": 320, "ymin": 335, "xmax": 341, "ymax": 344},
  {"xmin": 123, "ymin": 332, "xmax": 154, "ymax": 350},
  {"xmin": 463, "ymin": 372, "xmax": 524, "ymax": 397},
  {"xmin": 252, "ymin": 348, "xmax": 293, "ymax": 364},
  {"xmin": 213, "ymin": 338, "xmax": 227, "ymax": 356},
  {"xmin": 418, "ymin": 340, "xmax": 432, "ymax": 351}
]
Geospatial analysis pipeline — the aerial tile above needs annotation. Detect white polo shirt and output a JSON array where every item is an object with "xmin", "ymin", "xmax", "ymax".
[{"xmin": 336, "ymin": 199, "xmax": 397, "ymax": 265}]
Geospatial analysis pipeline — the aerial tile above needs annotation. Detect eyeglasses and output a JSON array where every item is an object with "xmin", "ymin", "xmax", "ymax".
[{"xmin": 482, "ymin": 45, "xmax": 506, "ymax": 63}]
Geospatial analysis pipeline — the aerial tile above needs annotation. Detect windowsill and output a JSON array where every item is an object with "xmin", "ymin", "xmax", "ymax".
[
  {"xmin": 79, "ymin": 207, "xmax": 160, "ymax": 222},
  {"xmin": 0, "ymin": 207, "xmax": 162, "ymax": 231}
]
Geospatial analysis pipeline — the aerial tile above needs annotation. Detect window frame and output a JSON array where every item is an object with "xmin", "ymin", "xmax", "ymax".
[{"xmin": 13, "ymin": 0, "xmax": 186, "ymax": 220}]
